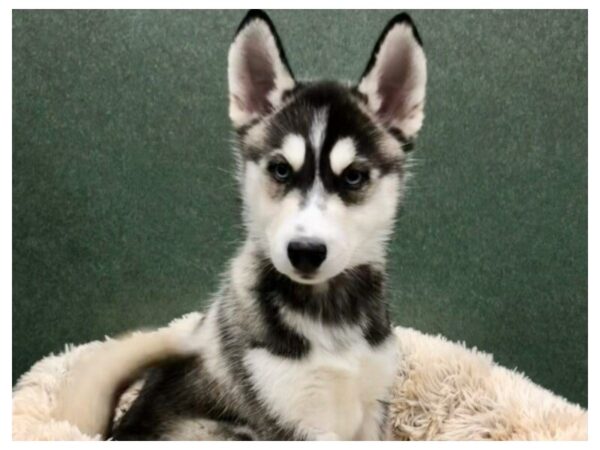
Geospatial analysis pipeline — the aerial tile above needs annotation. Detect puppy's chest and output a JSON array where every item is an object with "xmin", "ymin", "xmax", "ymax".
[{"xmin": 243, "ymin": 316, "xmax": 399, "ymax": 438}]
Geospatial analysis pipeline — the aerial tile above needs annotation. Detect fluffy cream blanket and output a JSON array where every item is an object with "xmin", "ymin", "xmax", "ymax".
[{"xmin": 12, "ymin": 312, "xmax": 587, "ymax": 440}]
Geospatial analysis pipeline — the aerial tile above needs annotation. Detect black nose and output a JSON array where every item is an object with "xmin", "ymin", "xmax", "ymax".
[{"xmin": 287, "ymin": 240, "xmax": 327, "ymax": 273}]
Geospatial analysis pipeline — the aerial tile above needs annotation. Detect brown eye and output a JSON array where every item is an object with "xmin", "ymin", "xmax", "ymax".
[
  {"xmin": 269, "ymin": 161, "xmax": 292, "ymax": 182},
  {"xmin": 343, "ymin": 168, "xmax": 367, "ymax": 188}
]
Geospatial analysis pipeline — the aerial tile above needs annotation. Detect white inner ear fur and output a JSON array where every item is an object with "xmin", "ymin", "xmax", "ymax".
[
  {"xmin": 358, "ymin": 22, "xmax": 427, "ymax": 139},
  {"xmin": 329, "ymin": 138, "xmax": 356, "ymax": 175},
  {"xmin": 228, "ymin": 19, "xmax": 295, "ymax": 128},
  {"xmin": 277, "ymin": 134, "xmax": 306, "ymax": 171}
]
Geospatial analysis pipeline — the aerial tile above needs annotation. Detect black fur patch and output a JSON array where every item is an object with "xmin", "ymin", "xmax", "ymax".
[
  {"xmin": 251, "ymin": 273, "xmax": 312, "ymax": 359},
  {"xmin": 110, "ymin": 355, "xmax": 245, "ymax": 440},
  {"xmin": 254, "ymin": 254, "xmax": 392, "ymax": 347}
]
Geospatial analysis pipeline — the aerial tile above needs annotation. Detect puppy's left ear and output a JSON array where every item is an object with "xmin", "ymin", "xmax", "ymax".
[
  {"xmin": 358, "ymin": 13, "xmax": 427, "ymax": 140},
  {"xmin": 228, "ymin": 10, "xmax": 296, "ymax": 128}
]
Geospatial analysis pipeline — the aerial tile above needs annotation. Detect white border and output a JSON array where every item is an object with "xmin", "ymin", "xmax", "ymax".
[{"xmin": 4, "ymin": 1, "xmax": 594, "ymax": 448}]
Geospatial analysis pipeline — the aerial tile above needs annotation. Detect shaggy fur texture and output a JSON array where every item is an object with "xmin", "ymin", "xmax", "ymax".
[{"xmin": 12, "ymin": 312, "xmax": 587, "ymax": 441}]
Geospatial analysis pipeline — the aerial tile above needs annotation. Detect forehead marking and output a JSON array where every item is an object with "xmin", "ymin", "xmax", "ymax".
[
  {"xmin": 329, "ymin": 137, "xmax": 357, "ymax": 175},
  {"xmin": 309, "ymin": 108, "xmax": 329, "ymax": 160},
  {"xmin": 304, "ymin": 180, "xmax": 327, "ymax": 210},
  {"xmin": 278, "ymin": 134, "xmax": 306, "ymax": 171}
]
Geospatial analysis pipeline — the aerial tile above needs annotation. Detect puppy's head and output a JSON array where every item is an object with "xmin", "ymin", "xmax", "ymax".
[{"xmin": 228, "ymin": 10, "xmax": 427, "ymax": 284}]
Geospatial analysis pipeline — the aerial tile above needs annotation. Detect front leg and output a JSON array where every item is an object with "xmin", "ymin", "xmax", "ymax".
[{"xmin": 292, "ymin": 380, "xmax": 363, "ymax": 441}]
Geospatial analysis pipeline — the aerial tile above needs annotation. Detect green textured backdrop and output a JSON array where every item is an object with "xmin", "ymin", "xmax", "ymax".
[{"xmin": 13, "ymin": 10, "xmax": 587, "ymax": 407}]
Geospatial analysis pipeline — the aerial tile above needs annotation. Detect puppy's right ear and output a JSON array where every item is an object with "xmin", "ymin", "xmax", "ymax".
[{"xmin": 228, "ymin": 10, "xmax": 296, "ymax": 128}]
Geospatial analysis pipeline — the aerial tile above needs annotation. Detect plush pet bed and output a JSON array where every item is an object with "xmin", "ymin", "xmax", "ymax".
[{"xmin": 12, "ymin": 312, "xmax": 587, "ymax": 441}]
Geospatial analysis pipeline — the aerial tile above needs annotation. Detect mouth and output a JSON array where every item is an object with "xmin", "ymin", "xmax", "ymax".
[
  {"xmin": 294, "ymin": 270, "xmax": 321, "ymax": 284},
  {"xmin": 285, "ymin": 266, "xmax": 342, "ymax": 286},
  {"xmin": 286, "ymin": 270, "xmax": 321, "ymax": 285}
]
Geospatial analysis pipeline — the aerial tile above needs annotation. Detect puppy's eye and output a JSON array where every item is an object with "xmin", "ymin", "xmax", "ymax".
[
  {"xmin": 342, "ymin": 168, "xmax": 368, "ymax": 188},
  {"xmin": 268, "ymin": 161, "xmax": 293, "ymax": 183}
]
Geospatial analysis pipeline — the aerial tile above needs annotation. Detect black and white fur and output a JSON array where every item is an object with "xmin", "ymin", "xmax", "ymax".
[{"xmin": 107, "ymin": 10, "xmax": 427, "ymax": 441}]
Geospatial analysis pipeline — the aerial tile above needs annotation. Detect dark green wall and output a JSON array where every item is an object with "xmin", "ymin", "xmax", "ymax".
[{"xmin": 13, "ymin": 10, "xmax": 587, "ymax": 407}]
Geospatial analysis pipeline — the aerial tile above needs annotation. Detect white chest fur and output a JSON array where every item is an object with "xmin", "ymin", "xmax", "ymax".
[{"xmin": 243, "ymin": 311, "xmax": 399, "ymax": 440}]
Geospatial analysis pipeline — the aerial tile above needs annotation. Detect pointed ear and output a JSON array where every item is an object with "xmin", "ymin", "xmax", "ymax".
[
  {"xmin": 228, "ymin": 10, "xmax": 296, "ymax": 128},
  {"xmin": 358, "ymin": 13, "xmax": 427, "ymax": 140}
]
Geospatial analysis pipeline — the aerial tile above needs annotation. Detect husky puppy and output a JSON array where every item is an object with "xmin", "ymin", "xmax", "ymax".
[{"xmin": 108, "ymin": 10, "xmax": 427, "ymax": 440}]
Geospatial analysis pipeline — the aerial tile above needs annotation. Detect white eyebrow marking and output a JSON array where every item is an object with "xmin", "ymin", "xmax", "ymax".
[
  {"xmin": 278, "ymin": 134, "xmax": 306, "ymax": 171},
  {"xmin": 329, "ymin": 137, "xmax": 356, "ymax": 175},
  {"xmin": 309, "ymin": 108, "xmax": 328, "ymax": 160}
]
